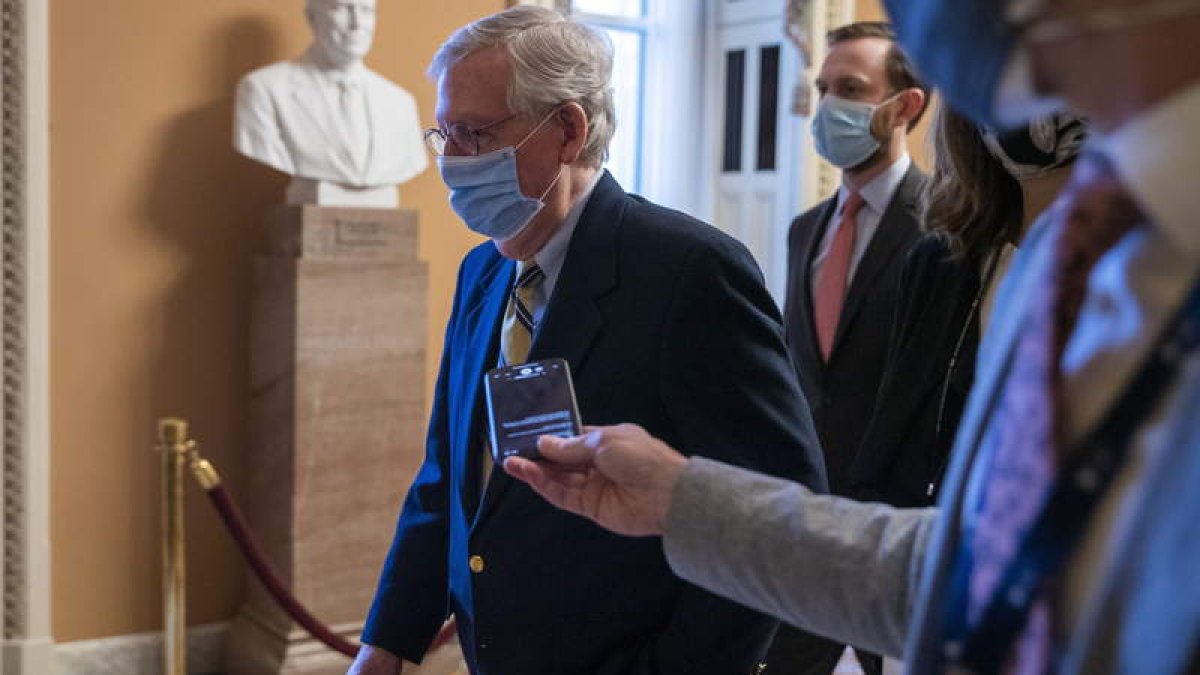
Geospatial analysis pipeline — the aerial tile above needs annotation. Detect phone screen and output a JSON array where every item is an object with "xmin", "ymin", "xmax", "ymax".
[{"xmin": 485, "ymin": 358, "xmax": 582, "ymax": 462}]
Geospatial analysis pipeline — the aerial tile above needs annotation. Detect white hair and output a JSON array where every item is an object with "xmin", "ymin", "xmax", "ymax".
[{"xmin": 428, "ymin": 6, "xmax": 616, "ymax": 167}]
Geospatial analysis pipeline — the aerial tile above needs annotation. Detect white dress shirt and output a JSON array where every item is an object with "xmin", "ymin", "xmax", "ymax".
[
  {"xmin": 525, "ymin": 171, "xmax": 603, "ymax": 329},
  {"xmin": 1057, "ymin": 81, "xmax": 1200, "ymax": 631},
  {"xmin": 810, "ymin": 154, "xmax": 913, "ymax": 291}
]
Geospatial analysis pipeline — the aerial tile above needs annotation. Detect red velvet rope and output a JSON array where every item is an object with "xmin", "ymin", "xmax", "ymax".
[{"xmin": 202, "ymin": 484, "xmax": 457, "ymax": 659}]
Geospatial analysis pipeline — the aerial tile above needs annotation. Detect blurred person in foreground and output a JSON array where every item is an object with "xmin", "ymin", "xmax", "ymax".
[{"xmin": 506, "ymin": 0, "xmax": 1200, "ymax": 672}]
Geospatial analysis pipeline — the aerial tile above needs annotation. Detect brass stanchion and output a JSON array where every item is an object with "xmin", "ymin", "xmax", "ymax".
[
  {"xmin": 157, "ymin": 418, "xmax": 193, "ymax": 675},
  {"xmin": 154, "ymin": 419, "xmax": 458, "ymax": 668}
]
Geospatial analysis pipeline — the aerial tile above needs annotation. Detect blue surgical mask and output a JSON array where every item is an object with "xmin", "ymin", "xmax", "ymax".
[
  {"xmin": 437, "ymin": 110, "xmax": 561, "ymax": 241},
  {"xmin": 884, "ymin": 0, "xmax": 1200, "ymax": 128},
  {"xmin": 811, "ymin": 95, "xmax": 886, "ymax": 169}
]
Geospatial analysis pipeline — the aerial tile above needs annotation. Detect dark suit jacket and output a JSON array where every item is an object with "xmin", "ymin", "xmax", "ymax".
[
  {"xmin": 362, "ymin": 172, "xmax": 826, "ymax": 675},
  {"xmin": 850, "ymin": 235, "xmax": 986, "ymax": 506},
  {"xmin": 782, "ymin": 165, "xmax": 926, "ymax": 498}
]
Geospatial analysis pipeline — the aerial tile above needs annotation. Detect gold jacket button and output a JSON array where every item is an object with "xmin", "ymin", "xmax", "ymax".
[{"xmin": 469, "ymin": 555, "xmax": 485, "ymax": 573}]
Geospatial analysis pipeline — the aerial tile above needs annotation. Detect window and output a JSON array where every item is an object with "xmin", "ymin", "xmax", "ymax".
[
  {"xmin": 573, "ymin": 0, "xmax": 643, "ymax": 16},
  {"xmin": 722, "ymin": 49, "xmax": 746, "ymax": 173},
  {"xmin": 557, "ymin": 1, "xmax": 703, "ymax": 214},
  {"xmin": 572, "ymin": 1, "xmax": 648, "ymax": 192}
]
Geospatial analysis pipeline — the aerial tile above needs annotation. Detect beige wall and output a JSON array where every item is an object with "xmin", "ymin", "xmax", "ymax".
[
  {"xmin": 857, "ymin": 0, "xmax": 887, "ymax": 21},
  {"xmin": 51, "ymin": 0, "xmax": 501, "ymax": 642}
]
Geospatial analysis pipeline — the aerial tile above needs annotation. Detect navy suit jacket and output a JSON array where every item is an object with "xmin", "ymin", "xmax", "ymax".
[{"xmin": 362, "ymin": 172, "xmax": 826, "ymax": 674}]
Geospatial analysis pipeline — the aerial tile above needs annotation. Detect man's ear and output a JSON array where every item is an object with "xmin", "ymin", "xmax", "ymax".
[
  {"xmin": 557, "ymin": 103, "xmax": 590, "ymax": 165},
  {"xmin": 892, "ymin": 88, "xmax": 925, "ymax": 131}
]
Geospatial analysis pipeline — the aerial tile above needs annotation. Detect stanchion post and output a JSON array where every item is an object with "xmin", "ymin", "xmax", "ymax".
[{"xmin": 158, "ymin": 417, "xmax": 193, "ymax": 675}]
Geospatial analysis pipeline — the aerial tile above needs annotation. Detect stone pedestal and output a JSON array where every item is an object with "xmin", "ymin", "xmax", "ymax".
[{"xmin": 227, "ymin": 206, "xmax": 451, "ymax": 674}]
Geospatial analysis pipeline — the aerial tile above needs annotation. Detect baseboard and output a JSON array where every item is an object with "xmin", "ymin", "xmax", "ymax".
[
  {"xmin": 52, "ymin": 621, "xmax": 469, "ymax": 675},
  {"xmin": 53, "ymin": 622, "xmax": 226, "ymax": 675},
  {"xmin": 3, "ymin": 637, "xmax": 55, "ymax": 675}
]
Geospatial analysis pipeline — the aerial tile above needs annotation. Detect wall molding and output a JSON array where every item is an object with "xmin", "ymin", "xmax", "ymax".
[
  {"xmin": 796, "ymin": 0, "xmax": 856, "ymax": 212},
  {"xmin": 53, "ymin": 624, "xmax": 226, "ymax": 675},
  {"xmin": 1, "ymin": 0, "xmax": 52, "ymax": 671},
  {"xmin": 792, "ymin": 0, "xmax": 859, "ymax": 210}
]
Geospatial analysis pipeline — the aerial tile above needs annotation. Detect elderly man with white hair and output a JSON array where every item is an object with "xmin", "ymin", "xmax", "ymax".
[
  {"xmin": 349, "ymin": 6, "xmax": 827, "ymax": 675},
  {"xmin": 234, "ymin": 0, "xmax": 426, "ymax": 204}
]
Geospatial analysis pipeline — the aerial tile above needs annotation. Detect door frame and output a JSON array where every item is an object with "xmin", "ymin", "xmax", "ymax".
[
  {"xmin": 797, "ymin": 0, "xmax": 856, "ymax": 211},
  {"xmin": 1, "ymin": 0, "xmax": 53, "ymax": 671},
  {"xmin": 700, "ymin": 0, "xmax": 856, "ymax": 219}
]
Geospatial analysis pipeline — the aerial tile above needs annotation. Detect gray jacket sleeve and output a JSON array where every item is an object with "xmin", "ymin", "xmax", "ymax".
[{"xmin": 662, "ymin": 457, "xmax": 938, "ymax": 658}]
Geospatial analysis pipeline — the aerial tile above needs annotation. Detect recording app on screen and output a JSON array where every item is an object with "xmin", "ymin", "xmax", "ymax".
[{"xmin": 485, "ymin": 358, "xmax": 583, "ymax": 462}]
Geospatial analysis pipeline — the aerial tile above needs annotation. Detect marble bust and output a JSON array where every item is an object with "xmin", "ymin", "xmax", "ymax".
[{"xmin": 234, "ymin": 0, "xmax": 427, "ymax": 206}]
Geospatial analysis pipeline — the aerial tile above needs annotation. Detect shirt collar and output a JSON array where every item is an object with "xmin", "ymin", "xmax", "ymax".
[
  {"xmin": 1096, "ymin": 80, "xmax": 1200, "ymax": 258},
  {"xmin": 534, "ymin": 170, "xmax": 603, "ymax": 294},
  {"xmin": 838, "ymin": 153, "xmax": 912, "ymax": 216}
]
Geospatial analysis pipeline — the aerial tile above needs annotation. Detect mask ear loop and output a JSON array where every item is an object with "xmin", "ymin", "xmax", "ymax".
[
  {"xmin": 516, "ymin": 106, "xmax": 568, "ymax": 202},
  {"xmin": 536, "ymin": 166, "xmax": 565, "ymax": 202},
  {"xmin": 870, "ymin": 90, "xmax": 910, "ymax": 140},
  {"xmin": 514, "ymin": 106, "xmax": 564, "ymax": 153}
]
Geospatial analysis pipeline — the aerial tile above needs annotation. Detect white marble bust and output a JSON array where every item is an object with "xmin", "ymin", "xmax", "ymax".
[{"xmin": 234, "ymin": 0, "xmax": 428, "ymax": 206}]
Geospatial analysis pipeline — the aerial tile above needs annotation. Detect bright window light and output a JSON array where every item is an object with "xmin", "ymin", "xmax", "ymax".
[
  {"xmin": 573, "ymin": 0, "xmax": 645, "ymax": 19},
  {"xmin": 598, "ymin": 26, "xmax": 644, "ymax": 191}
]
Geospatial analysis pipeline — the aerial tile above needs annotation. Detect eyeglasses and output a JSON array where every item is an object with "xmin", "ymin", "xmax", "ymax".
[{"xmin": 424, "ymin": 114, "xmax": 518, "ymax": 157}]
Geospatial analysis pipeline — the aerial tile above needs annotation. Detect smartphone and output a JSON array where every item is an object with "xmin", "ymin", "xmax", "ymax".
[{"xmin": 484, "ymin": 358, "xmax": 583, "ymax": 462}]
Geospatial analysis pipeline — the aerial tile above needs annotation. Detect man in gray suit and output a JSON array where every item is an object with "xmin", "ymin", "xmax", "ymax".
[{"xmin": 505, "ymin": 0, "xmax": 1200, "ymax": 672}]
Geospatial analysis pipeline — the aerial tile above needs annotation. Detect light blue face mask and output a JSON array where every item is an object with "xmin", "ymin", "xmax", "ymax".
[
  {"xmin": 436, "ymin": 110, "xmax": 561, "ymax": 242},
  {"xmin": 811, "ymin": 95, "xmax": 888, "ymax": 169}
]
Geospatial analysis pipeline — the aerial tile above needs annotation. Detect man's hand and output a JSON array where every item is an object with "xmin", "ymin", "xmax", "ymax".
[
  {"xmin": 346, "ymin": 644, "xmax": 403, "ymax": 675},
  {"xmin": 503, "ymin": 423, "xmax": 687, "ymax": 536}
]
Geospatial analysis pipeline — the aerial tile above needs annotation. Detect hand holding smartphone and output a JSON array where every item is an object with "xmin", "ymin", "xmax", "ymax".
[{"xmin": 484, "ymin": 358, "xmax": 583, "ymax": 462}]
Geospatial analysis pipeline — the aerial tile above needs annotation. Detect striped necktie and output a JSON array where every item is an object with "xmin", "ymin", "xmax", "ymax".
[
  {"xmin": 481, "ymin": 260, "xmax": 545, "ymax": 497},
  {"xmin": 501, "ymin": 261, "xmax": 544, "ymax": 367}
]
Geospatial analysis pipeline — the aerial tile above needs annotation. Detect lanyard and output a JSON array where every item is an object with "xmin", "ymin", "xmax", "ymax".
[{"xmin": 940, "ymin": 276, "xmax": 1200, "ymax": 673}]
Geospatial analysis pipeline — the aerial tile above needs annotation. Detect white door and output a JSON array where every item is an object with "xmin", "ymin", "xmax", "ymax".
[{"xmin": 706, "ymin": 0, "xmax": 805, "ymax": 305}]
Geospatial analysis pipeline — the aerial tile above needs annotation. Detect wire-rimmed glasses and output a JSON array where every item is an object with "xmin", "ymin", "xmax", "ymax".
[{"xmin": 424, "ymin": 114, "xmax": 518, "ymax": 156}]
